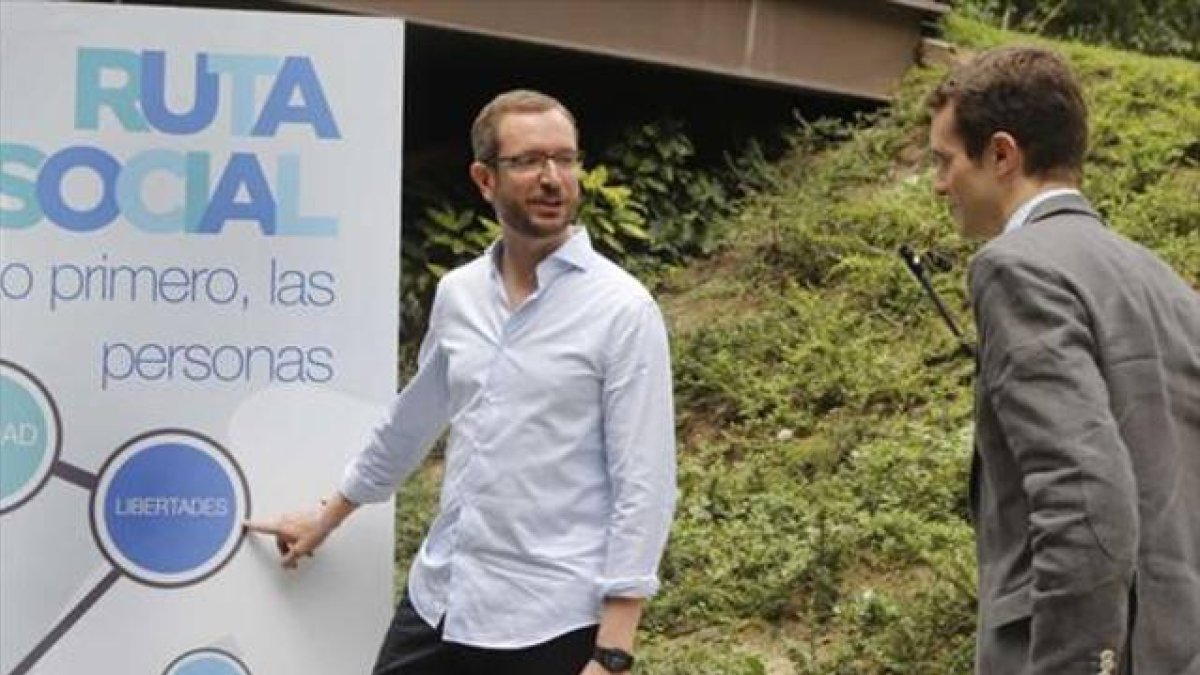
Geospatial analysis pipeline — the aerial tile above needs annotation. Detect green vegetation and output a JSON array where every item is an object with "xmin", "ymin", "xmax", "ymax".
[
  {"xmin": 956, "ymin": 0, "xmax": 1199, "ymax": 60},
  {"xmin": 393, "ymin": 15, "xmax": 1199, "ymax": 673}
]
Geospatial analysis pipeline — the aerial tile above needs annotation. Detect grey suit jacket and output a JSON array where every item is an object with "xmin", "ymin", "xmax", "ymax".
[{"xmin": 968, "ymin": 194, "xmax": 1200, "ymax": 675}]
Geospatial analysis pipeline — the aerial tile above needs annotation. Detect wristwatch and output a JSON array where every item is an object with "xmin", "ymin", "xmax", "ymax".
[{"xmin": 593, "ymin": 646, "xmax": 635, "ymax": 673}]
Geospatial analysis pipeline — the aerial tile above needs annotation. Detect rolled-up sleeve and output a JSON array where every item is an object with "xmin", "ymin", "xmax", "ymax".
[
  {"xmin": 340, "ymin": 288, "xmax": 451, "ymax": 505},
  {"xmin": 597, "ymin": 298, "xmax": 678, "ymax": 598}
]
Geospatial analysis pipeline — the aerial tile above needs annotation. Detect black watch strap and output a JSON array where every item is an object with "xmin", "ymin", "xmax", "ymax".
[{"xmin": 593, "ymin": 646, "xmax": 635, "ymax": 672}]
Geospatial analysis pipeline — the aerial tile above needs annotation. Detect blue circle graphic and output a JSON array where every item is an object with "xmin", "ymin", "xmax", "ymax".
[
  {"xmin": 165, "ymin": 649, "xmax": 250, "ymax": 675},
  {"xmin": 0, "ymin": 361, "xmax": 61, "ymax": 513},
  {"xmin": 103, "ymin": 442, "xmax": 236, "ymax": 575},
  {"xmin": 176, "ymin": 658, "xmax": 239, "ymax": 675},
  {"xmin": 0, "ymin": 374, "xmax": 49, "ymax": 502}
]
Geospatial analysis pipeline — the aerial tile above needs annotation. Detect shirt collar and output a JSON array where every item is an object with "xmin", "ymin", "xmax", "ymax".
[
  {"xmin": 1002, "ymin": 187, "xmax": 1083, "ymax": 235},
  {"xmin": 486, "ymin": 226, "xmax": 595, "ymax": 284},
  {"xmin": 547, "ymin": 226, "xmax": 595, "ymax": 272}
]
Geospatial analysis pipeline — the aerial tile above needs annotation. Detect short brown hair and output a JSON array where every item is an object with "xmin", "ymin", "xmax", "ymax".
[
  {"xmin": 470, "ymin": 89, "xmax": 578, "ymax": 162},
  {"xmin": 928, "ymin": 46, "xmax": 1087, "ymax": 181}
]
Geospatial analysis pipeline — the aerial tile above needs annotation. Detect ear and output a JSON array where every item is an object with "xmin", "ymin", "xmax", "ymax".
[
  {"xmin": 469, "ymin": 161, "xmax": 496, "ymax": 203},
  {"xmin": 989, "ymin": 131, "xmax": 1023, "ymax": 177}
]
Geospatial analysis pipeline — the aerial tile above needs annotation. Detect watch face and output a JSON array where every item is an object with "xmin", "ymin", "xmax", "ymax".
[{"xmin": 595, "ymin": 647, "xmax": 635, "ymax": 672}]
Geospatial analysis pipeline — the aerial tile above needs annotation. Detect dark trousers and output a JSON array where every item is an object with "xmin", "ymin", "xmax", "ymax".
[{"xmin": 372, "ymin": 594, "xmax": 598, "ymax": 675}]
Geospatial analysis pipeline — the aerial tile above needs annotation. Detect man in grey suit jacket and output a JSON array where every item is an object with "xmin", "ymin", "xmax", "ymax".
[{"xmin": 928, "ymin": 46, "xmax": 1200, "ymax": 674}]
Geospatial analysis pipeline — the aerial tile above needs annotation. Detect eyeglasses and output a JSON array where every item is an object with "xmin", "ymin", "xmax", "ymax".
[{"xmin": 488, "ymin": 151, "xmax": 583, "ymax": 175}]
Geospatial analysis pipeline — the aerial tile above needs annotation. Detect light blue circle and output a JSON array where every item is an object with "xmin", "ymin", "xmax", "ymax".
[
  {"xmin": 0, "ymin": 373, "xmax": 50, "ymax": 503},
  {"xmin": 103, "ymin": 442, "xmax": 236, "ymax": 576},
  {"xmin": 167, "ymin": 650, "xmax": 250, "ymax": 675}
]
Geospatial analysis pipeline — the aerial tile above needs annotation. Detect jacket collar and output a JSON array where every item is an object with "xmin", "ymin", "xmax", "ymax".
[{"xmin": 1025, "ymin": 191, "xmax": 1102, "ymax": 228}]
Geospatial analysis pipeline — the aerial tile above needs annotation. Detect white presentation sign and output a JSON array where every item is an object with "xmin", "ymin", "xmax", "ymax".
[{"xmin": 0, "ymin": 3, "xmax": 403, "ymax": 673}]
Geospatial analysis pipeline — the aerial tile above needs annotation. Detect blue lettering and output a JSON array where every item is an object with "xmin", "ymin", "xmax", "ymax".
[
  {"xmin": 206, "ymin": 54, "xmax": 283, "ymax": 136},
  {"xmin": 196, "ymin": 153, "xmax": 276, "ymax": 235},
  {"xmin": 5, "ymin": 146, "xmax": 334, "ymax": 237},
  {"xmin": 0, "ymin": 143, "xmax": 45, "ymax": 229},
  {"xmin": 141, "ymin": 51, "xmax": 220, "ymax": 135},
  {"xmin": 37, "ymin": 146, "xmax": 120, "ymax": 232},
  {"xmin": 276, "ymin": 154, "xmax": 336, "ymax": 236},
  {"xmin": 184, "ymin": 152, "xmax": 211, "ymax": 233},
  {"xmin": 75, "ymin": 48, "xmax": 149, "ymax": 132},
  {"xmin": 117, "ymin": 149, "xmax": 186, "ymax": 233},
  {"xmin": 253, "ymin": 56, "xmax": 340, "ymax": 139}
]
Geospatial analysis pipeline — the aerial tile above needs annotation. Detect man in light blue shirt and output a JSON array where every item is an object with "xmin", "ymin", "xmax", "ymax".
[{"xmin": 248, "ymin": 90, "xmax": 677, "ymax": 675}]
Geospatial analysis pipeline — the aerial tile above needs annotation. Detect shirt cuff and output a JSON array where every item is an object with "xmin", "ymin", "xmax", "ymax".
[
  {"xmin": 339, "ymin": 463, "xmax": 390, "ymax": 506},
  {"xmin": 597, "ymin": 574, "xmax": 660, "ymax": 598}
]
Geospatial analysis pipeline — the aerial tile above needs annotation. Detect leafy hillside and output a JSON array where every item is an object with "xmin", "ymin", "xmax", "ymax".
[{"xmin": 393, "ymin": 16, "xmax": 1199, "ymax": 674}]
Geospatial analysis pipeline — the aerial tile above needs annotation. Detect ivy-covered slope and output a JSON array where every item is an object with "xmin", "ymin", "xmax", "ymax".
[{"xmin": 394, "ymin": 16, "xmax": 1199, "ymax": 675}]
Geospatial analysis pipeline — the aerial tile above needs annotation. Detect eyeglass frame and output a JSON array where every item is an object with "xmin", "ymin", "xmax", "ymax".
[{"xmin": 482, "ymin": 150, "xmax": 585, "ymax": 175}]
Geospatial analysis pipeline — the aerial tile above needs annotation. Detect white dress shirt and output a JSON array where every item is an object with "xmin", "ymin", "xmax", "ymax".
[
  {"xmin": 340, "ymin": 227, "xmax": 677, "ymax": 648},
  {"xmin": 1002, "ymin": 187, "xmax": 1083, "ymax": 235}
]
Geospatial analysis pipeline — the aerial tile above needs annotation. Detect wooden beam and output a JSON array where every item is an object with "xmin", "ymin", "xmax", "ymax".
[{"xmin": 286, "ymin": 0, "xmax": 947, "ymax": 101}]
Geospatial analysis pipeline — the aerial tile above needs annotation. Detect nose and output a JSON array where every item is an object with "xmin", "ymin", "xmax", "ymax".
[
  {"xmin": 538, "ymin": 157, "xmax": 562, "ymax": 179},
  {"xmin": 538, "ymin": 159, "xmax": 567, "ymax": 189},
  {"xmin": 932, "ymin": 171, "xmax": 948, "ymax": 197}
]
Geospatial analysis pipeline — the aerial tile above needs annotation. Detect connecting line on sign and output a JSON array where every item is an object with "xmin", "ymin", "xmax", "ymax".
[
  {"xmin": 3, "ymin": 374, "xmax": 249, "ymax": 675},
  {"xmin": 51, "ymin": 460, "xmax": 99, "ymax": 491},
  {"xmin": 5, "ymin": 426, "xmax": 249, "ymax": 674},
  {"xmin": 7, "ymin": 463, "xmax": 120, "ymax": 675},
  {"xmin": 8, "ymin": 567, "xmax": 122, "ymax": 675}
]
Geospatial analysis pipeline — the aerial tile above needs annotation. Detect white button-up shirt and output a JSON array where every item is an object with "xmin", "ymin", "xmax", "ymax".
[
  {"xmin": 341, "ymin": 228, "xmax": 677, "ymax": 648},
  {"xmin": 1002, "ymin": 187, "xmax": 1082, "ymax": 235}
]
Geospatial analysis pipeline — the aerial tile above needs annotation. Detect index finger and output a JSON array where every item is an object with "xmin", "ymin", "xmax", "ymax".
[{"xmin": 243, "ymin": 519, "xmax": 283, "ymax": 536}]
